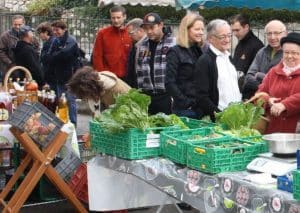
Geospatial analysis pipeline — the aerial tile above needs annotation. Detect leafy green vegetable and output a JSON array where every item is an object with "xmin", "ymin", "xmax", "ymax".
[
  {"xmin": 215, "ymin": 101, "xmax": 264, "ymax": 130},
  {"xmin": 149, "ymin": 113, "xmax": 188, "ymax": 129},
  {"xmin": 95, "ymin": 89, "xmax": 151, "ymax": 133},
  {"xmin": 94, "ymin": 89, "xmax": 187, "ymax": 133}
]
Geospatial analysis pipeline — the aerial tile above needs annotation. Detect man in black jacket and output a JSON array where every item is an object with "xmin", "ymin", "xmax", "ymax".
[
  {"xmin": 13, "ymin": 25, "xmax": 44, "ymax": 86},
  {"xmin": 194, "ymin": 19, "xmax": 241, "ymax": 121},
  {"xmin": 229, "ymin": 14, "xmax": 264, "ymax": 75}
]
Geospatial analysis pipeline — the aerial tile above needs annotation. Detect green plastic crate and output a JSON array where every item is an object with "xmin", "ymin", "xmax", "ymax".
[
  {"xmin": 240, "ymin": 136, "xmax": 269, "ymax": 153},
  {"xmin": 187, "ymin": 138, "xmax": 262, "ymax": 174},
  {"xmin": 293, "ymin": 170, "xmax": 300, "ymax": 200},
  {"xmin": 180, "ymin": 117, "xmax": 215, "ymax": 129},
  {"xmin": 90, "ymin": 120, "xmax": 176, "ymax": 160},
  {"xmin": 160, "ymin": 128, "xmax": 227, "ymax": 165}
]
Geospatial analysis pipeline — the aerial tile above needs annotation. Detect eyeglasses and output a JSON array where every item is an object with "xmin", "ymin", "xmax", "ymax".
[
  {"xmin": 213, "ymin": 34, "xmax": 232, "ymax": 40},
  {"xmin": 283, "ymin": 50, "xmax": 300, "ymax": 56},
  {"xmin": 265, "ymin": 31, "xmax": 285, "ymax": 37}
]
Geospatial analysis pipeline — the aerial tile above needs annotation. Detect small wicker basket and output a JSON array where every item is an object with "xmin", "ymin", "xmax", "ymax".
[{"xmin": 3, "ymin": 66, "xmax": 38, "ymax": 106}]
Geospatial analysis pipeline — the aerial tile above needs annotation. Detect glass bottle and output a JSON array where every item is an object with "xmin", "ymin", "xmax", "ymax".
[{"xmin": 56, "ymin": 93, "xmax": 69, "ymax": 123}]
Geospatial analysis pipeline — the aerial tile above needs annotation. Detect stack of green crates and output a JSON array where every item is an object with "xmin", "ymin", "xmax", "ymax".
[
  {"xmin": 161, "ymin": 127, "xmax": 227, "ymax": 165},
  {"xmin": 90, "ymin": 120, "xmax": 177, "ymax": 160},
  {"xmin": 187, "ymin": 138, "xmax": 262, "ymax": 174},
  {"xmin": 293, "ymin": 170, "xmax": 300, "ymax": 200}
]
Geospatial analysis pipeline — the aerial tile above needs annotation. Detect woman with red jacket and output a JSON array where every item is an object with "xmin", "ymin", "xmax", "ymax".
[{"xmin": 257, "ymin": 32, "xmax": 300, "ymax": 133}]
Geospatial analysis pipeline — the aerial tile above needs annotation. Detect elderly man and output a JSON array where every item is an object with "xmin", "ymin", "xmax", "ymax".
[
  {"xmin": 0, "ymin": 15, "xmax": 39, "ymax": 80},
  {"xmin": 243, "ymin": 20, "xmax": 287, "ymax": 99},
  {"xmin": 125, "ymin": 18, "xmax": 146, "ymax": 88},
  {"xmin": 194, "ymin": 19, "xmax": 242, "ymax": 121},
  {"xmin": 229, "ymin": 14, "xmax": 264, "ymax": 74}
]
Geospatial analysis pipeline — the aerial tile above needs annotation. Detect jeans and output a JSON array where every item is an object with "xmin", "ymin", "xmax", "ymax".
[{"xmin": 49, "ymin": 83, "xmax": 77, "ymax": 126}]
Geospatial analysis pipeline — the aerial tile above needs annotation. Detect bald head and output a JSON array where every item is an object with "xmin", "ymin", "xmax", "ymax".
[
  {"xmin": 264, "ymin": 20, "xmax": 287, "ymax": 50},
  {"xmin": 265, "ymin": 20, "xmax": 286, "ymax": 32}
]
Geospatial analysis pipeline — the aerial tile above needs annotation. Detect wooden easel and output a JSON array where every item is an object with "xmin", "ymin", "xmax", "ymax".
[{"xmin": 0, "ymin": 127, "xmax": 88, "ymax": 213}]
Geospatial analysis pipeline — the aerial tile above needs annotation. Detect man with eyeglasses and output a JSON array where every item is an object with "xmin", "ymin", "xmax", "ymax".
[
  {"xmin": 194, "ymin": 19, "xmax": 241, "ymax": 121},
  {"xmin": 229, "ymin": 14, "xmax": 264, "ymax": 75},
  {"xmin": 92, "ymin": 5, "xmax": 132, "ymax": 79},
  {"xmin": 125, "ymin": 18, "xmax": 146, "ymax": 88},
  {"xmin": 243, "ymin": 20, "xmax": 287, "ymax": 99}
]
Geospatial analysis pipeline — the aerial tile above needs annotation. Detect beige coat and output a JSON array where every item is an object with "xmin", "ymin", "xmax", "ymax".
[{"xmin": 88, "ymin": 71, "xmax": 131, "ymax": 115}]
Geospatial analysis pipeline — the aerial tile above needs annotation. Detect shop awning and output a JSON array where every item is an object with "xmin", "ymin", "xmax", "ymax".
[
  {"xmin": 177, "ymin": 0, "xmax": 300, "ymax": 10},
  {"xmin": 98, "ymin": 0, "xmax": 176, "ymax": 7},
  {"xmin": 98, "ymin": 0, "xmax": 300, "ymax": 10}
]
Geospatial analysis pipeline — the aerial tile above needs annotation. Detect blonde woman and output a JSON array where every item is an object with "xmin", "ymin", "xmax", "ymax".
[{"xmin": 165, "ymin": 13, "xmax": 205, "ymax": 118}]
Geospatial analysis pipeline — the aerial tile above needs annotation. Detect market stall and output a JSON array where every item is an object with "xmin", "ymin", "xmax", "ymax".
[{"xmin": 88, "ymin": 155, "xmax": 300, "ymax": 213}]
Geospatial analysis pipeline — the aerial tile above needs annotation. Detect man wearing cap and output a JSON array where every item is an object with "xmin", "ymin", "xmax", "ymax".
[
  {"xmin": 256, "ymin": 32, "xmax": 300, "ymax": 133},
  {"xmin": 135, "ymin": 12, "xmax": 176, "ymax": 115},
  {"xmin": 243, "ymin": 20, "xmax": 287, "ymax": 99},
  {"xmin": 13, "ymin": 25, "xmax": 44, "ymax": 86},
  {"xmin": 92, "ymin": 5, "xmax": 132, "ymax": 79},
  {"xmin": 0, "ymin": 15, "xmax": 39, "ymax": 80}
]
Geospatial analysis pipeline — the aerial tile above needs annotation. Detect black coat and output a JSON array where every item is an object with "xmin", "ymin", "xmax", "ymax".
[
  {"xmin": 233, "ymin": 30, "xmax": 264, "ymax": 74},
  {"xmin": 165, "ymin": 44, "xmax": 202, "ymax": 111},
  {"xmin": 40, "ymin": 36, "xmax": 56, "ymax": 76},
  {"xmin": 194, "ymin": 48, "xmax": 221, "ymax": 120},
  {"xmin": 45, "ymin": 31, "xmax": 81, "ymax": 85},
  {"xmin": 13, "ymin": 40, "xmax": 44, "ymax": 86}
]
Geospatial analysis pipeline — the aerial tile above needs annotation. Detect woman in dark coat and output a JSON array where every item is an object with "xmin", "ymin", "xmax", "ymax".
[
  {"xmin": 165, "ymin": 13, "xmax": 205, "ymax": 118},
  {"xmin": 13, "ymin": 25, "xmax": 44, "ymax": 86}
]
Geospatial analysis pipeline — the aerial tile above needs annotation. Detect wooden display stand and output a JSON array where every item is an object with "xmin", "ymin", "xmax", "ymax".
[{"xmin": 0, "ymin": 127, "xmax": 88, "ymax": 213}]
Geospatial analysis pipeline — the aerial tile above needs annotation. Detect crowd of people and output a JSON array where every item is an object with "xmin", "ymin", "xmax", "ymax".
[{"xmin": 1, "ymin": 6, "xmax": 300, "ymax": 134}]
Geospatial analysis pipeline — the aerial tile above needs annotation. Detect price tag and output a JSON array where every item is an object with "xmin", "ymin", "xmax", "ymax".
[{"xmin": 146, "ymin": 133, "xmax": 160, "ymax": 148}]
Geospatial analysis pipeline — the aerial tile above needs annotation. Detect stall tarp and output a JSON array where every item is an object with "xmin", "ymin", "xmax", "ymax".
[
  {"xmin": 98, "ymin": 0, "xmax": 175, "ymax": 7},
  {"xmin": 177, "ymin": 0, "xmax": 300, "ymax": 10},
  {"xmin": 98, "ymin": 0, "xmax": 300, "ymax": 10}
]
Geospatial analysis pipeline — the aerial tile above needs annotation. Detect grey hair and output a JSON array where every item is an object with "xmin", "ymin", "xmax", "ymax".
[
  {"xmin": 207, "ymin": 19, "xmax": 230, "ymax": 37},
  {"xmin": 12, "ymin": 14, "xmax": 25, "ymax": 22},
  {"xmin": 126, "ymin": 18, "xmax": 143, "ymax": 29}
]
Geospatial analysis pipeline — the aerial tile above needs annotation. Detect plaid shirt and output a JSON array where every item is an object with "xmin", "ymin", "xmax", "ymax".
[{"xmin": 136, "ymin": 33, "xmax": 175, "ymax": 94}]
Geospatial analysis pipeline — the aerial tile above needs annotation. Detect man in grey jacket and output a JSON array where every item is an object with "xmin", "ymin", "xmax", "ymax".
[
  {"xmin": 0, "ymin": 15, "xmax": 25, "ymax": 78},
  {"xmin": 243, "ymin": 20, "xmax": 287, "ymax": 99}
]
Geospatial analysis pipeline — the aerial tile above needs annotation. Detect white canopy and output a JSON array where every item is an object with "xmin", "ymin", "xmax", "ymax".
[{"xmin": 98, "ymin": 0, "xmax": 176, "ymax": 7}]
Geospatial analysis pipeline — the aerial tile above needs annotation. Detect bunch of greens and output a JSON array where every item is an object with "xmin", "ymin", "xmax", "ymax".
[
  {"xmin": 95, "ymin": 89, "xmax": 187, "ymax": 133},
  {"xmin": 214, "ymin": 101, "xmax": 264, "ymax": 138},
  {"xmin": 149, "ymin": 113, "xmax": 188, "ymax": 129},
  {"xmin": 215, "ymin": 101, "xmax": 264, "ymax": 130},
  {"xmin": 95, "ymin": 89, "xmax": 151, "ymax": 133}
]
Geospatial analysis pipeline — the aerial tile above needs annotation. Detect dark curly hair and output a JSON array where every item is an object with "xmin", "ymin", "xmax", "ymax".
[{"xmin": 67, "ymin": 66, "xmax": 104, "ymax": 101}]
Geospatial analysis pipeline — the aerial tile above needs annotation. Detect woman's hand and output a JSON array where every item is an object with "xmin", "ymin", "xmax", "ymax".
[
  {"xmin": 268, "ymin": 97, "xmax": 281, "ymax": 106},
  {"xmin": 270, "ymin": 102, "xmax": 286, "ymax": 117}
]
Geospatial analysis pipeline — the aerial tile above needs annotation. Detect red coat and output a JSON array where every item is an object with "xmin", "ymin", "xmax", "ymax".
[
  {"xmin": 258, "ymin": 62, "xmax": 300, "ymax": 133},
  {"xmin": 92, "ymin": 26, "xmax": 132, "ymax": 78}
]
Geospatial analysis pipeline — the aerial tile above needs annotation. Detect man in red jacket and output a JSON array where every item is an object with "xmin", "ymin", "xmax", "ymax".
[{"xmin": 92, "ymin": 5, "xmax": 132, "ymax": 79}]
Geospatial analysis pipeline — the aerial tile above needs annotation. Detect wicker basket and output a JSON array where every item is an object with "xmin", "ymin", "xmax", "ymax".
[{"xmin": 3, "ymin": 66, "xmax": 38, "ymax": 105}]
